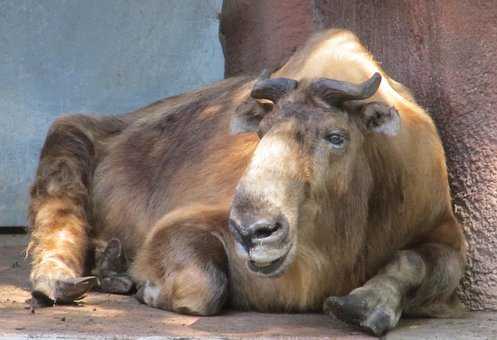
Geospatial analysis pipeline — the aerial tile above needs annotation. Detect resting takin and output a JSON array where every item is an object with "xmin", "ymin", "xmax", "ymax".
[{"xmin": 27, "ymin": 29, "xmax": 466, "ymax": 335}]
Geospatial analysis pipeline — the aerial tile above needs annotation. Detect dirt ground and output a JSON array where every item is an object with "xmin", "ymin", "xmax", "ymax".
[{"xmin": 1, "ymin": 234, "xmax": 496, "ymax": 339}]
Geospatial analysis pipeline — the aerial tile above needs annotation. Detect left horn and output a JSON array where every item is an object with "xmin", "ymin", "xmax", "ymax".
[
  {"xmin": 311, "ymin": 72, "xmax": 382, "ymax": 105},
  {"xmin": 251, "ymin": 73, "xmax": 298, "ymax": 103}
]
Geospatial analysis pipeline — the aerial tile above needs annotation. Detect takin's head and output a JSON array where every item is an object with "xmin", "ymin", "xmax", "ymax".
[{"xmin": 229, "ymin": 71, "xmax": 401, "ymax": 277}]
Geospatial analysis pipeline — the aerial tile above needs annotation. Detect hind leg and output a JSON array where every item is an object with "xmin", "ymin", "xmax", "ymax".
[
  {"xmin": 130, "ymin": 206, "xmax": 229, "ymax": 316},
  {"xmin": 324, "ymin": 219, "xmax": 466, "ymax": 335},
  {"xmin": 28, "ymin": 114, "xmax": 125, "ymax": 306}
]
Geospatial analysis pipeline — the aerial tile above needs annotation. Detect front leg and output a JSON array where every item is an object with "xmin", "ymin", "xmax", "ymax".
[
  {"xmin": 324, "ymin": 221, "xmax": 466, "ymax": 335},
  {"xmin": 130, "ymin": 205, "xmax": 229, "ymax": 316}
]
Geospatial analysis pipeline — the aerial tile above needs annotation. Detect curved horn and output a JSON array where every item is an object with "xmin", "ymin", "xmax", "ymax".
[
  {"xmin": 311, "ymin": 72, "xmax": 382, "ymax": 105},
  {"xmin": 250, "ymin": 70, "xmax": 298, "ymax": 103}
]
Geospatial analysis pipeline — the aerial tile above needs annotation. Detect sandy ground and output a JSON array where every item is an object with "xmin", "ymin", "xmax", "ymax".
[{"xmin": 1, "ymin": 234, "xmax": 496, "ymax": 339}]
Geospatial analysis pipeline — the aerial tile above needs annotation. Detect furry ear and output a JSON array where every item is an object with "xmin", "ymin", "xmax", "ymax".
[
  {"xmin": 360, "ymin": 102, "xmax": 400, "ymax": 136},
  {"xmin": 230, "ymin": 98, "xmax": 273, "ymax": 134}
]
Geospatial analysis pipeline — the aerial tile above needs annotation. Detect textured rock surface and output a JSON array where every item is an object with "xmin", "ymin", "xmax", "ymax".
[
  {"xmin": 221, "ymin": 0, "xmax": 497, "ymax": 310},
  {"xmin": 220, "ymin": 0, "xmax": 314, "ymax": 76}
]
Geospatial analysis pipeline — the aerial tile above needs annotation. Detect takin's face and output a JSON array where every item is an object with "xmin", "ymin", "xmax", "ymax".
[{"xmin": 229, "ymin": 72, "xmax": 400, "ymax": 277}]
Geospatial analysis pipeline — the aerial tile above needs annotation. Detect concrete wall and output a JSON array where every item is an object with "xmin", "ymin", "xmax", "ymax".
[
  {"xmin": 221, "ymin": 0, "xmax": 497, "ymax": 310},
  {"xmin": 0, "ymin": 0, "xmax": 224, "ymax": 226}
]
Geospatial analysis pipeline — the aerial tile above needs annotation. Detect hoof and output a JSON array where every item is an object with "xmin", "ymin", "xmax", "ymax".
[
  {"xmin": 32, "ymin": 276, "xmax": 97, "ymax": 307},
  {"xmin": 99, "ymin": 274, "xmax": 135, "ymax": 294},
  {"xmin": 95, "ymin": 238, "xmax": 134, "ymax": 294},
  {"xmin": 324, "ymin": 291, "xmax": 400, "ymax": 336}
]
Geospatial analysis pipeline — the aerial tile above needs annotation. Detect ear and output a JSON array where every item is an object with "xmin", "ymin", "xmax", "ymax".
[
  {"xmin": 231, "ymin": 70, "xmax": 297, "ymax": 134},
  {"xmin": 360, "ymin": 102, "xmax": 400, "ymax": 136},
  {"xmin": 230, "ymin": 98, "xmax": 273, "ymax": 134}
]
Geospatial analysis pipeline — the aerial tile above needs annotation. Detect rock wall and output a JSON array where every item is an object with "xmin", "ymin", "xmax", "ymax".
[{"xmin": 221, "ymin": 0, "xmax": 497, "ymax": 310}]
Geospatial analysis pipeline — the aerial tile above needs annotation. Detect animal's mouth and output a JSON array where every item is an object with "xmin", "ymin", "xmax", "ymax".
[{"xmin": 247, "ymin": 243, "xmax": 293, "ymax": 277}]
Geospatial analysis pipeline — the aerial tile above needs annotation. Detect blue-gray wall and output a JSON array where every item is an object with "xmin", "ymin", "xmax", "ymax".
[{"xmin": 0, "ymin": 0, "xmax": 224, "ymax": 226}]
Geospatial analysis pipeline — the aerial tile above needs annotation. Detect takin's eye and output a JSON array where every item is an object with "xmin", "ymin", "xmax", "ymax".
[{"xmin": 324, "ymin": 132, "xmax": 347, "ymax": 149}]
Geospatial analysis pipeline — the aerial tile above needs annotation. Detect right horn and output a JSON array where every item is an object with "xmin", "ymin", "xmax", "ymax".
[{"xmin": 310, "ymin": 72, "xmax": 382, "ymax": 105}]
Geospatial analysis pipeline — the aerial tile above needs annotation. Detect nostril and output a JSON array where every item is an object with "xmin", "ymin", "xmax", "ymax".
[
  {"xmin": 253, "ymin": 228, "xmax": 273, "ymax": 239},
  {"xmin": 252, "ymin": 222, "xmax": 282, "ymax": 240}
]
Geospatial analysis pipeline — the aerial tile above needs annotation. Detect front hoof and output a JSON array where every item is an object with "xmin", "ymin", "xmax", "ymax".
[
  {"xmin": 32, "ymin": 276, "xmax": 97, "ymax": 307},
  {"xmin": 324, "ymin": 292, "xmax": 400, "ymax": 336}
]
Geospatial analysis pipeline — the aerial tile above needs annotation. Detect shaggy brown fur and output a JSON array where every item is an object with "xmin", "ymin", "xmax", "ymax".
[{"xmin": 27, "ymin": 29, "xmax": 465, "ymax": 335}]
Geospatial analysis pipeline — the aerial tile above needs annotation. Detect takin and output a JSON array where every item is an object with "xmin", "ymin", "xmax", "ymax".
[{"xmin": 27, "ymin": 29, "xmax": 466, "ymax": 335}]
